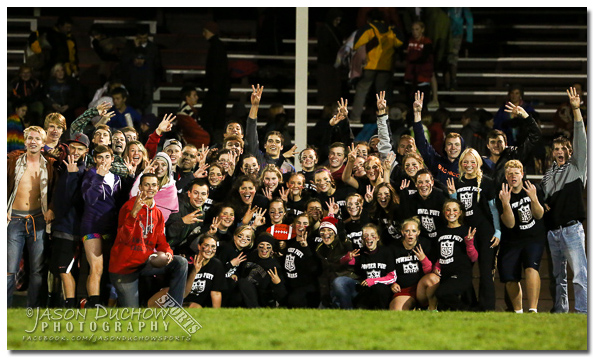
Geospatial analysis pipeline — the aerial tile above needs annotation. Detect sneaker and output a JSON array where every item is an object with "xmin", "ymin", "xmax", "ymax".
[
  {"xmin": 428, "ymin": 100, "xmax": 440, "ymax": 110},
  {"xmin": 528, "ymin": 309, "xmax": 538, "ymax": 313}
]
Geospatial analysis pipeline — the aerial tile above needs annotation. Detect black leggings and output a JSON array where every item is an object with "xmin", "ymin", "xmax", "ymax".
[
  {"xmin": 435, "ymin": 274, "xmax": 475, "ymax": 311},
  {"xmin": 474, "ymin": 224, "xmax": 497, "ymax": 311},
  {"xmin": 354, "ymin": 283, "xmax": 393, "ymax": 309}
]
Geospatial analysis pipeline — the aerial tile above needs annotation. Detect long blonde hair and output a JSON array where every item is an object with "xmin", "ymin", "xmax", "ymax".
[{"xmin": 458, "ymin": 148, "xmax": 483, "ymax": 202}]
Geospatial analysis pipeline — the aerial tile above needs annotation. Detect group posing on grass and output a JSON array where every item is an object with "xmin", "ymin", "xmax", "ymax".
[{"xmin": 7, "ymin": 86, "xmax": 586, "ymax": 314}]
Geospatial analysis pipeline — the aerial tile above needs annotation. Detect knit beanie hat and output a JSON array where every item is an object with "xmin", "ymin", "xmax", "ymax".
[{"xmin": 319, "ymin": 216, "xmax": 338, "ymax": 235}]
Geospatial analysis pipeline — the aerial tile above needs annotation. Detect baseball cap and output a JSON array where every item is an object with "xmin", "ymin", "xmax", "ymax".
[
  {"xmin": 66, "ymin": 132, "xmax": 90, "ymax": 148},
  {"xmin": 163, "ymin": 138, "xmax": 183, "ymax": 151}
]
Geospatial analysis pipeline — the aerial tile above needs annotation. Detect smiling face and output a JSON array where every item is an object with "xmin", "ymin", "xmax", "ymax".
[
  {"xmin": 217, "ymin": 207, "xmax": 235, "ymax": 229},
  {"xmin": 140, "ymin": 176, "xmax": 159, "ymax": 200},
  {"xmin": 320, "ymin": 227, "xmax": 336, "ymax": 246},
  {"xmin": 416, "ymin": 173, "xmax": 433, "ymax": 199},
  {"xmin": 68, "ymin": 142, "xmax": 88, "ymax": 162},
  {"xmin": 241, "ymin": 157, "xmax": 259, "ymax": 177},
  {"xmin": 164, "ymin": 145, "xmax": 182, "ymax": 166},
  {"xmin": 294, "ymin": 216, "xmax": 309, "ymax": 238},
  {"xmin": 154, "ymin": 158, "xmax": 169, "ymax": 179},
  {"xmin": 461, "ymin": 153, "xmax": 478, "ymax": 178},
  {"xmin": 445, "ymin": 137, "xmax": 462, "ymax": 161},
  {"xmin": 346, "ymin": 196, "xmax": 363, "ymax": 218},
  {"xmin": 225, "ymin": 123, "xmax": 243, "ymax": 139},
  {"xmin": 179, "ymin": 147, "xmax": 198, "ymax": 171},
  {"xmin": 93, "ymin": 129, "xmax": 111, "ymax": 146},
  {"xmin": 112, "ymin": 132, "xmax": 126, "ymax": 155},
  {"xmin": 403, "ymin": 157, "xmax": 421, "ymax": 178},
  {"xmin": 353, "ymin": 157, "xmax": 366, "ymax": 177},
  {"xmin": 208, "ymin": 166, "xmax": 224, "ymax": 186},
  {"xmin": 25, "ymin": 130, "xmax": 44, "ymax": 154},
  {"xmin": 225, "ymin": 140, "xmax": 243, "ymax": 156},
  {"xmin": 306, "ymin": 202, "xmax": 323, "ymax": 222},
  {"xmin": 257, "ymin": 242, "xmax": 273, "ymax": 259},
  {"xmin": 239, "ymin": 180, "xmax": 256, "ymax": 205},
  {"xmin": 234, "ymin": 228, "xmax": 253, "ymax": 249},
  {"xmin": 401, "ymin": 222, "xmax": 419, "ymax": 248},
  {"xmin": 328, "ymin": 147, "xmax": 346, "ymax": 170},
  {"xmin": 365, "ymin": 159, "xmax": 381, "ymax": 182},
  {"xmin": 263, "ymin": 171, "xmax": 280, "ymax": 190},
  {"xmin": 444, "ymin": 202, "xmax": 462, "ymax": 225},
  {"xmin": 487, "ymin": 135, "xmax": 506, "ymax": 157},
  {"xmin": 300, "ymin": 149, "xmax": 318, "ymax": 171},
  {"xmin": 199, "ymin": 237, "xmax": 217, "ymax": 261},
  {"xmin": 287, "ymin": 175, "xmax": 304, "ymax": 197},
  {"xmin": 264, "ymin": 134, "xmax": 283, "ymax": 158},
  {"xmin": 46, "ymin": 123, "xmax": 63, "ymax": 143},
  {"xmin": 355, "ymin": 144, "xmax": 368, "ymax": 158},
  {"xmin": 187, "ymin": 184, "xmax": 208, "ymax": 208},
  {"xmin": 127, "ymin": 144, "xmax": 143, "ymax": 166},
  {"xmin": 552, "ymin": 143, "xmax": 571, "ymax": 166},
  {"xmin": 269, "ymin": 201, "xmax": 285, "ymax": 225},
  {"xmin": 217, "ymin": 153, "xmax": 232, "ymax": 171},
  {"xmin": 398, "ymin": 138, "xmax": 416, "ymax": 156},
  {"xmin": 314, "ymin": 171, "xmax": 333, "ymax": 194},
  {"xmin": 362, "ymin": 227, "xmax": 379, "ymax": 251},
  {"xmin": 505, "ymin": 167, "xmax": 523, "ymax": 191},
  {"xmin": 376, "ymin": 186, "xmax": 391, "ymax": 209}
]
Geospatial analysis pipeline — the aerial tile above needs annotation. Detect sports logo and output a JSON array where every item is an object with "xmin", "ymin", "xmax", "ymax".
[
  {"xmin": 192, "ymin": 279, "xmax": 206, "ymax": 294},
  {"xmin": 460, "ymin": 192, "xmax": 473, "ymax": 209},
  {"xmin": 285, "ymin": 255, "xmax": 296, "ymax": 272},
  {"xmin": 421, "ymin": 216, "xmax": 435, "ymax": 232},
  {"xmin": 519, "ymin": 204, "xmax": 532, "ymax": 223},
  {"xmin": 367, "ymin": 270, "xmax": 381, "ymax": 279},
  {"xmin": 441, "ymin": 241, "xmax": 454, "ymax": 258},
  {"xmin": 403, "ymin": 262, "xmax": 418, "ymax": 274}
]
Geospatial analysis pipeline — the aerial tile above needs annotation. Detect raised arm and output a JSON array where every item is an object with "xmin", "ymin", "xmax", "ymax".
[
  {"xmin": 70, "ymin": 101, "xmax": 110, "ymax": 136},
  {"xmin": 567, "ymin": 87, "xmax": 587, "ymax": 177},
  {"xmin": 375, "ymin": 91, "xmax": 395, "ymax": 160},
  {"xmin": 412, "ymin": 91, "xmax": 439, "ymax": 169},
  {"xmin": 245, "ymin": 84, "xmax": 264, "ymax": 156},
  {"xmin": 341, "ymin": 144, "xmax": 360, "ymax": 189}
]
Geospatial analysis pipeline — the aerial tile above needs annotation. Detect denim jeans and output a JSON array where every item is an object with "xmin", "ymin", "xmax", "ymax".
[
  {"xmin": 330, "ymin": 276, "xmax": 358, "ymax": 309},
  {"xmin": 7, "ymin": 214, "xmax": 46, "ymax": 307},
  {"xmin": 547, "ymin": 223, "xmax": 587, "ymax": 313},
  {"xmin": 109, "ymin": 255, "xmax": 188, "ymax": 308}
]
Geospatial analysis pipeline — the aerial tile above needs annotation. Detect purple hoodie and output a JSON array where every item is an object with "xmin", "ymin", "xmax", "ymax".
[{"xmin": 80, "ymin": 167, "xmax": 122, "ymax": 236}]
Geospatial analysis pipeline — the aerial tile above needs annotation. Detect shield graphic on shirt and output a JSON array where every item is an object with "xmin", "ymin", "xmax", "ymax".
[
  {"xmin": 285, "ymin": 255, "xmax": 296, "ymax": 272},
  {"xmin": 460, "ymin": 192, "xmax": 473, "ymax": 210},
  {"xmin": 519, "ymin": 204, "xmax": 532, "ymax": 224},
  {"xmin": 192, "ymin": 279, "xmax": 206, "ymax": 294},
  {"xmin": 441, "ymin": 241, "xmax": 454, "ymax": 258},
  {"xmin": 403, "ymin": 262, "xmax": 418, "ymax": 274},
  {"xmin": 367, "ymin": 270, "xmax": 381, "ymax": 279},
  {"xmin": 421, "ymin": 216, "xmax": 435, "ymax": 232}
]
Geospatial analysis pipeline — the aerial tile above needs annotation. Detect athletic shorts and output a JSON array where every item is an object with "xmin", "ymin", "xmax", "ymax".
[
  {"xmin": 51, "ymin": 238, "xmax": 78, "ymax": 275},
  {"xmin": 498, "ymin": 240, "xmax": 545, "ymax": 282},
  {"xmin": 393, "ymin": 284, "xmax": 417, "ymax": 300}
]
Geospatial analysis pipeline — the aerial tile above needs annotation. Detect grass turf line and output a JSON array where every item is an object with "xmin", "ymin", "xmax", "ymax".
[{"xmin": 8, "ymin": 308, "xmax": 587, "ymax": 350}]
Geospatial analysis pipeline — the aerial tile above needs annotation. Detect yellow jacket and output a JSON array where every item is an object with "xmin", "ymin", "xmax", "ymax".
[{"xmin": 353, "ymin": 21, "xmax": 403, "ymax": 71}]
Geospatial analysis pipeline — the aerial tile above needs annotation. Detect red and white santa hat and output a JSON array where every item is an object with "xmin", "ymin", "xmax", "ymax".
[{"xmin": 319, "ymin": 216, "xmax": 338, "ymax": 235}]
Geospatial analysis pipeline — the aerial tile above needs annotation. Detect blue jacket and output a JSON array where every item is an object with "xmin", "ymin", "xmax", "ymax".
[
  {"xmin": 80, "ymin": 167, "xmax": 123, "ymax": 236},
  {"xmin": 413, "ymin": 121, "xmax": 465, "ymax": 185},
  {"xmin": 51, "ymin": 161, "xmax": 87, "ymax": 237}
]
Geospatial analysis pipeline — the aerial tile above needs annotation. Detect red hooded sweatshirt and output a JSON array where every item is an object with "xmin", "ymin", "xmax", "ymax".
[{"xmin": 109, "ymin": 196, "xmax": 173, "ymax": 275}]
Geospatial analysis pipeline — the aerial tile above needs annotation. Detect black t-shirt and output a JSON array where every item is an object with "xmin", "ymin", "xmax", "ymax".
[
  {"xmin": 216, "ymin": 241, "xmax": 250, "ymax": 281},
  {"xmin": 436, "ymin": 225, "xmax": 473, "ymax": 278},
  {"xmin": 401, "ymin": 187, "xmax": 446, "ymax": 239},
  {"xmin": 391, "ymin": 236, "xmax": 432, "ymax": 288},
  {"xmin": 497, "ymin": 185, "xmax": 546, "ymax": 245},
  {"xmin": 316, "ymin": 185, "xmax": 356, "ymax": 220},
  {"xmin": 286, "ymin": 195, "xmax": 309, "ymax": 219},
  {"xmin": 453, "ymin": 175, "xmax": 497, "ymax": 227},
  {"xmin": 282, "ymin": 239, "xmax": 319, "ymax": 288},
  {"xmin": 354, "ymin": 245, "xmax": 395, "ymax": 282},
  {"xmin": 344, "ymin": 216, "xmax": 369, "ymax": 249},
  {"xmin": 187, "ymin": 257, "xmax": 226, "ymax": 305}
]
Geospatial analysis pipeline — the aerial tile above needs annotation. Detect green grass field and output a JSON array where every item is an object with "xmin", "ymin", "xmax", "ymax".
[{"xmin": 7, "ymin": 308, "xmax": 587, "ymax": 350}]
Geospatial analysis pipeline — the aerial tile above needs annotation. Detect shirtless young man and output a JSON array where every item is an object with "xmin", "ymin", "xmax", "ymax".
[{"xmin": 7, "ymin": 126, "xmax": 57, "ymax": 307}]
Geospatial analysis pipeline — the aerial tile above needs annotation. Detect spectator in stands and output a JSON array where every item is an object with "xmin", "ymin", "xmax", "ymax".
[
  {"xmin": 43, "ymin": 63, "xmax": 81, "ymax": 124},
  {"xmin": 351, "ymin": 9, "xmax": 403, "ymax": 123},
  {"xmin": 201, "ymin": 21, "xmax": 231, "ymax": 138},
  {"xmin": 316, "ymin": 8, "xmax": 343, "ymax": 105},
  {"xmin": 108, "ymin": 87, "xmax": 142, "ymax": 130},
  {"xmin": 178, "ymin": 85, "xmax": 201, "ymax": 121},
  {"xmin": 482, "ymin": 103, "xmax": 541, "ymax": 185},
  {"xmin": 121, "ymin": 24, "xmax": 162, "ymax": 89},
  {"xmin": 428, "ymin": 108, "xmax": 451, "ymax": 154},
  {"xmin": 120, "ymin": 47, "xmax": 154, "ymax": 115},
  {"xmin": 42, "ymin": 112, "xmax": 70, "ymax": 165},
  {"xmin": 493, "ymin": 84, "xmax": 535, "ymax": 146},
  {"xmin": 45, "ymin": 16, "xmax": 78, "ymax": 77},
  {"xmin": 542, "ymin": 87, "xmax": 587, "ymax": 314},
  {"xmin": 10, "ymin": 65, "xmax": 44, "ymax": 126},
  {"xmin": 445, "ymin": 8, "xmax": 473, "ymax": 91},
  {"xmin": 424, "ymin": 8, "xmax": 451, "ymax": 109},
  {"xmin": 89, "ymin": 23, "xmax": 126, "ymax": 83},
  {"xmin": 111, "ymin": 130, "xmax": 127, "ymax": 158},
  {"xmin": 552, "ymin": 82, "xmax": 587, "ymax": 138},
  {"xmin": 8, "ymin": 101, "xmax": 27, "ymax": 153},
  {"xmin": 404, "ymin": 22, "xmax": 434, "ymax": 108}
]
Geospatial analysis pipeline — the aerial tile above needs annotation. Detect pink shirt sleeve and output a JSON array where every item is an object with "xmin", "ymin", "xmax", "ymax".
[
  {"xmin": 365, "ymin": 270, "xmax": 397, "ymax": 286},
  {"xmin": 420, "ymin": 256, "xmax": 433, "ymax": 274},
  {"xmin": 465, "ymin": 238, "xmax": 478, "ymax": 262}
]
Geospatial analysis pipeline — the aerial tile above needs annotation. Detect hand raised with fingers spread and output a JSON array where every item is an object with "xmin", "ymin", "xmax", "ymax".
[
  {"xmin": 131, "ymin": 190, "xmax": 147, "ymax": 218},
  {"xmin": 365, "ymin": 184, "xmax": 374, "ymax": 203},
  {"xmin": 96, "ymin": 101, "xmax": 111, "ymax": 117},
  {"xmin": 156, "ymin": 113, "xmax": 176, "ymax": 135},
  {"xmin": 63, "ymin": 155, "xmax": 78, "ymax": 173},
  {"xmin": 262, "ymin": 187, "xmax": 273, "ymax": 201},
  {"xmin": 242, "ymin": 204, "xmax": 258, "ymax": 225},
  {"xmin": 268, "ymin": 267, "xmax": 281, "ymax": 284},
  {"xmin": 193, "ymin": 163, "xmax": 210, "ymax": 179},
  {"xmin": 499, "ymin": 183, "xmax": 512, "ymax": 205},
  {"xmin": 209, "ymin": 217, "xmax": 221, "ymax": 234},
  {"xmin": 336, "ymin": 97, "xmax": 349, "ymax": 121},
  {"xmin": 384, "ymin": 152, "xmax": 396, "ymax": 171},
  {"xmin": 348, "ymin": 249, "xmax": 360, "ymax": 260},
  {"xmin": 446, "ymin": 178, "xmax": 456, "ymax": 195},
  {"xmin": 347, "ymin": 143, "xmax": 358, "ymax": 163},
  {"xmin": 412, "ymin": 244, "xmax": 426, "ymax": 261},
  {"xmin": 252, "ymin": 207, "xmax": 267, "ymax": 227},
  {"xmin": 231, "ymin": 252, "xmax": 247, "ymax": 267},
  {"xmin": 466, "ymin": 227, "xmax": 477, "ymax": 241},
  {"xmin": 400, "ymin": 179, "xmax": 410, "ymax": 191},
  {"xmin": 504, "ymin": 102, "xmax": 528, "ymax": 118},
  {"xmin": 279, "ymin": 187, "xmax": 289, "ymax": 202},
  {"xmin": 522, "ymin": 180, "xmax": 538, "ymax": 200},
  {"xmin": 124, "ymin": 157, "xmax": 138, "ymax": 176},
  {"xmin": 251, "ymin": 84, "xmax": 264, "ymax": 106},
  {"xmin": 97, "ymin": 111, "xmax": 116, "ymax": 126},
  {"xmin": 376, "ymin": 91, "xmax": 387, "ymax": 113},
  {"xmin": 283, "ymin": 145, "xmax": 298, "ymax": 159},
  {"xmin": 182, "ymin": 208, "xmax": 203, "ymax": 225},
  {"xmin": 326, "ymin": 197, "xmax": 339, "ymax": 216}
]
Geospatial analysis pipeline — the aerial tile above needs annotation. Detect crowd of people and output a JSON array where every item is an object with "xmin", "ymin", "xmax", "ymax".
[{"xmin": 7, "ymin": 81, "xmax": 587, "ymax": 313}]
